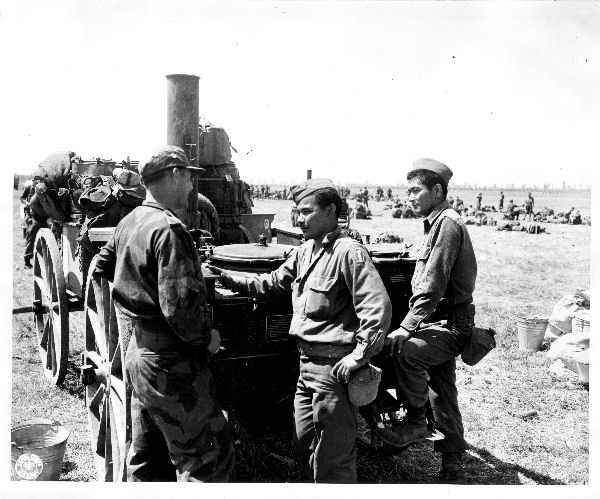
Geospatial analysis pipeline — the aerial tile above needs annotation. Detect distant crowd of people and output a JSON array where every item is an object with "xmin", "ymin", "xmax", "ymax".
[{"xmin": 249, "ymin": 184, "xmax": 588, "ymax": 226}]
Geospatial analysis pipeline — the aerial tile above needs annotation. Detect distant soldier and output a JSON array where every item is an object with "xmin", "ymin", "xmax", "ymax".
[
  {"xmin": 260, "ymin": 185, "xmax": 265, "ymax": 198},
  {"xmin": 93, "ymin": 145, "xmax": 234, "ymax": 482},
  {"xmin": 524, "ymin": 192, "xmax": 534, "ymax": 221},
  {"xmin": 564, "ymin": 206, "xmax": 575, "ymax": 220},
  {"xmin": 387, "ymin": 187, "xmax": 393, "ymax": 200},
  {"xmin": 498, "ymin": 191, "xmax": 504, "ymax": 211},
  {"xmin": 282, "ymin": 187, "xmax": 287, "ymax": 199},
  {"xmin": 505, "ymin": 199, "xmax": 516, "ymax": 220},
  {"xmin": 476, "ymin": 193, "xmax": 482, "ymax": 211},
  {"xmin": 362, "ymin": 186, "xmax": 369, "ymax": 207},
  {"xmin": 447, "ymin": 195, "xmax": 454, "ymax": 207},
  {"xmin": 570, "ymin": 210, "xmax": 582, "ymax": 225}
]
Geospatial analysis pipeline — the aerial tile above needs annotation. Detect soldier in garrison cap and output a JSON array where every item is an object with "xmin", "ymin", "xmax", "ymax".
[
  {"xmin": 381, "ymin": 158, "xmax": 477, "ymax": 484},
  {"xmin": 210, "ymin": 177, "xmax": 392, "ymax": 483},
  {"xmin": 93, "ymin": 145, "xmax": 233, "ymax": 482}
]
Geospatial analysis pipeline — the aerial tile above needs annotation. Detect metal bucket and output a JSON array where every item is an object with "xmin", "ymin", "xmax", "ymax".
[
  {"xmin": 517, "ymin": 316, "xmax": 548, "ymax": 351},
  {"xmin": 11, "ymin": 418, "xmax": 69, "ymax": 481}
]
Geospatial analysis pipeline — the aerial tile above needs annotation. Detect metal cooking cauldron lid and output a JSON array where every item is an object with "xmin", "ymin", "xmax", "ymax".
[
  {"xmin": 363, "ymin": 243, "xmax": 410, "ymax": 258},
  {"xmin": 209, "ymin": 243, "xmax": 297, "ymax": 263}
]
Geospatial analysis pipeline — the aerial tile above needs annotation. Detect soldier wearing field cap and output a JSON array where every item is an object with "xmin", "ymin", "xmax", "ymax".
[
  {"xmin": 383, "ymin": 158, "xmax": 477, "ymax": 484},
  {"xmin": 210, "ymin": 177, "xmax": 392, "ymax": 483},
  {"xmin": 93, "ymin": 145, "xmax": 234, "ymax": 482}
]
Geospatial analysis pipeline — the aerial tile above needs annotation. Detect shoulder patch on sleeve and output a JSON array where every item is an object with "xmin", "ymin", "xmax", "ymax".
[{"xmin": 354, "ymin": 248, "xmax": 367, "ymax": 264}]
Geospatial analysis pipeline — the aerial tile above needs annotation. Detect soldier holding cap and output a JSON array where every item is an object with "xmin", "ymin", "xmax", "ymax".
[
  {"xmin": 93, "ymin": 145, "xmax": 234, "ymax": 482},
  {"xmin": 210, "ymin": 178, "xmax": 392, "ymax": 483},
  {"xmin": 382, "ymin": 158, "xmax": 477, "ymax": 484}
]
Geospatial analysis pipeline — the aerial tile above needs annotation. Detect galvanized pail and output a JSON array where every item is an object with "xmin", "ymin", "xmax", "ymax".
[
  {"xmin": 517, "ymin": 316, "xmax": 548, "ymax": 351},
  {"xmin": 11, "ymin": 418, "xmax": 69, "ymax": 481}
]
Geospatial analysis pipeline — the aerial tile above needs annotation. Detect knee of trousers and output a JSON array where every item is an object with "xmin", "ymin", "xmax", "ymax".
[{"xmin": 399, "ymin": 340, "xmax": 426, "ymax": 369}]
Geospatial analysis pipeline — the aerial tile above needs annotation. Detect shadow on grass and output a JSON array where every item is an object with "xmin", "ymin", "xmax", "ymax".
[
  {"xmin": 465, "ymin": 445, "xmax": 565, "ymax": 485},
  {"xmin": 58, "ymin": 360, "xmax": 85, "ymax": 400}
]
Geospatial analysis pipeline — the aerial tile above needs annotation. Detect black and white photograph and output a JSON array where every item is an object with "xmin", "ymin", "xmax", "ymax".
[{"xmin": 2, "ymin": 0, "xmax": 597, "ymax": 496}]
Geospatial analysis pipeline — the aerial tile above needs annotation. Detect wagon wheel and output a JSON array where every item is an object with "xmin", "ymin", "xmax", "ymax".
[
  {"xmin": 32, "ymin": 228, "xmax": 69, "ymax": 385},
  {"xmin": 82, "ymin": 256, "xmax": 133, "ymax": 482}
]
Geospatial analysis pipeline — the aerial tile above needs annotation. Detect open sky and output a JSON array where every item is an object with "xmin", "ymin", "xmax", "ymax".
[{"xmin": 1, "ymin": 1, "xmax": 598, "ymax": 189}]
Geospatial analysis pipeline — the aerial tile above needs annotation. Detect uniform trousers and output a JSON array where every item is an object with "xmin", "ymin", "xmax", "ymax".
[
  {"xmin": 391, "ymin": 322, "xmax": 469, "ymax": 453},
  {"xmin": 125, "ymin": 324, "xmax": 234, "ymax": 482},
  {"xmin": 293, "ymin": 356, "xmax": 358, "ymax": 483}
]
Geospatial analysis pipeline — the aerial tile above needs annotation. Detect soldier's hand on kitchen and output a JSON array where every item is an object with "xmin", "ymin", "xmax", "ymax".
[
  {"xmin": 332, "ymin": 355, "xmax": 366, "ymax": 384},
  {"xmin": 207, "ymin": 328, "xmax": 221, "ymax": 356},
  {"xmin": 206, "ymin": 265, "xmax": 234, "ymax": 288},
  {"xmin": 385, "ymin": 327, "xmax": 412, "ymax": 357}
]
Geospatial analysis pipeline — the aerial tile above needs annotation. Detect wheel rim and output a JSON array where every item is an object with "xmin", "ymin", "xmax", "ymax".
[
  {"xmin": 32, "ymin": 228, "xmax": 68, "ymax": 385},
  {"xmin": 83, "ymin": 257, "xmax": 131, "ymax": 482}
]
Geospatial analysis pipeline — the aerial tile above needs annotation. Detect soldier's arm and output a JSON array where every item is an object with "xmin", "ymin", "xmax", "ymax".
[
  {"xmin": 220, "ymin": 250, "xmax": 298, "ymax": 297},
  {"xmin": 156, "ymin": 229, "xmax": 212, "ymax": 347},
  {"xmin": 93, "ymin": 236, "xmax": 117, "ymax": 282},
  {"xmin": 400, "ymin": 217, "xmax": 461, "ymax": 332},
  {"xmin": 340, "ymin": 244, "xmax": 392, "ymax": 363}
]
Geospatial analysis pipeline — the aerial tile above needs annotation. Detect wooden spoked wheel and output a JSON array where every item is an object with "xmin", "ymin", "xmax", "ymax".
[
  {"xmin": 32, "ymin": 228, "xmax": 69, "ymax": 385},
  {"xmin": 82, "ymin": 256, "xmax": 132, "ymax": 482}
]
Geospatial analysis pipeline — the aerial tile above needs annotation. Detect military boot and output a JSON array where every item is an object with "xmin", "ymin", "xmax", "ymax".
[
  {"xmin": 437, "ymin": 452, "xmax": 465, "ymax": 484},
  {"xmin": 374, "ymin": 405, "xmax": 428, "ymax": 449}
]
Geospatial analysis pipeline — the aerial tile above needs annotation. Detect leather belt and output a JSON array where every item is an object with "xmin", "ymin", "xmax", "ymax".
[{"xmin": 296, "ymin": 340, "xmax": 355, "ymax": 359}]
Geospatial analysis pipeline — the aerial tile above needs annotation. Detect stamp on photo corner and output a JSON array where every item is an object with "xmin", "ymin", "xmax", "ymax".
[{"xmin": 15, "ymin": 453, "xmax": 44, "ymax": 480}]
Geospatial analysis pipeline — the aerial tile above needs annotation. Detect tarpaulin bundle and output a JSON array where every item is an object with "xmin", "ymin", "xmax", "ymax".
[{"xmin": 34, "ymin": 151, "xmax": 76, "ymax": 190}]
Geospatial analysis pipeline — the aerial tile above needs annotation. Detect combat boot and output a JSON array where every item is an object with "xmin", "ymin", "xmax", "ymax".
[
  {"xmin": 437, "ymin": 452, "xmax": 465, "ymax": 484},
  {"xmin": 374, "ymin": 405, "xmax": 428, "ymax": 449}
]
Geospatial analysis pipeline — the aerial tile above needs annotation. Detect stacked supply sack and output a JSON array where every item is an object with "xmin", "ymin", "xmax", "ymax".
[
  {"xmin": 545, "ymin": 289, "xmax": 590, "ymax": 341},
  {"xmin": 545, "ymin": 289, "xmax": 590, "ymax": 383}
]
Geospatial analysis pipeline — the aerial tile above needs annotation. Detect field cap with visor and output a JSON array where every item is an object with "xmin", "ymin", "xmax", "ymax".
[
  {"xmin": 348, "ymin": 363, "xmax": 382, "ymax": 406},
  {"xmin": 140, "ymin": 145, "xmax": 204, "ymax": 183},
  {"xmin": 290, "ymin": 178, "xmax": 336, "ymax": 204},
  {"xmin": 408, "ymin": 158, "xmax": 453, "ymax": 187}
]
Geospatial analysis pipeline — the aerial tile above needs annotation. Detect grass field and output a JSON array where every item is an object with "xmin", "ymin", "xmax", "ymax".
[{"xmin": 11, "ymin": 191, "xmax": 590, "ymax": 484}]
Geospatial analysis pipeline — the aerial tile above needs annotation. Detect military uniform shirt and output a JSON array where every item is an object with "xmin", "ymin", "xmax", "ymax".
[
  {"xmin": 225, "ymin": 227, "xmax": 392, "ymax": 362},
  {"xmin": 94, "ymin": 201, "xmax": 212, "ymax": 347},
  {"xmin": 401, "ymin": 200, "xmax": 477, "ymax": 332}
]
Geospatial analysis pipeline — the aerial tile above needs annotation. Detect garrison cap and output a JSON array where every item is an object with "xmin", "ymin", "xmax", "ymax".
[
  {"xmin": 290, "ymin": 178, "xmax": 336, "ymax": 203},
  {"xmin": 139, "ymin": 145, "xmax": 204, "ymax": 182},
  {"xmin": 348, "ymin": 363, "xmax": 382, "ymax": 407},
  {"xmin": 408, "ymin": 158, "xmax": 453, "ymax": 186}
]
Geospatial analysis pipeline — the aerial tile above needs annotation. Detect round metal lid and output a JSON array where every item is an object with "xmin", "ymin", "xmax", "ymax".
[
  {"xmin": 209, "ymin": 243, "xmax": 297, "ymax": 263},
  {"xmin": 364, "ymin": 243, "xmax": 410, "ymax": 258}
]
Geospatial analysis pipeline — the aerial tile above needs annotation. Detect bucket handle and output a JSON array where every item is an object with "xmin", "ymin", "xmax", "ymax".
[{"xmin": 11, "ymin": 419, "xmax": 63, "ymax": 451}]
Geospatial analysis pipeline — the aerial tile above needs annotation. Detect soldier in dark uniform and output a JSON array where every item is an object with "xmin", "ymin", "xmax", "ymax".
[
  {"xmin": 382, "ymin": 158, "xmax": 477, "ymax": 484},
  {"xmin": 22, "ymin": 180, "xmax": 48, "ymax": 268},
  {"xmin": 93, "ymin": 145, "xmax": 234, "ymax": 482},
  {"xmin": 499, "ymin": 191, "xmax": 504, "ymax": 211},
  {"xmin": 476, "ymin": 192, "xmax": 482, "ymax": 211},
  {"xmin": 524, "ymin": 192, "xmax": 535, "ymax": 221}
]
